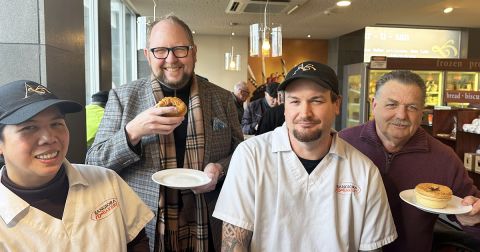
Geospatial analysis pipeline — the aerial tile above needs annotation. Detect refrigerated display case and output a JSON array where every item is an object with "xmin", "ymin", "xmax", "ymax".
[
  {"xmin": 340, "ymin": 57, "xmax": 480, "ymax": 129},
  {"xmin": 445, "ymin": 71, "xmax": 479, "ymax": 107},
  {"xmin": 342, "ymin": 63, "xmax": 367, "ymax": 128},
  {"xmin": 342, "ymin": 66, "xmax": 443, "ymax": 128}
]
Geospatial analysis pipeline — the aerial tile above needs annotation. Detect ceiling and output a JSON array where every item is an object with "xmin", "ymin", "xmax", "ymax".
[{"xmin": 126, "ymin": 0, "xmax": 480, "ymax": 40}]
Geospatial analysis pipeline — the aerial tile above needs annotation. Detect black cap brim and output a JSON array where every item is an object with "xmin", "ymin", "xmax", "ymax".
[{"xmin": 0, "ymin": 100, "xmax": 83, "ymax": 124}]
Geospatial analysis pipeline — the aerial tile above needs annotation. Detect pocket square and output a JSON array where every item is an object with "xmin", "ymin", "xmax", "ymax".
[{"xmin": 213, "ymin": 117, "xmax": 226, "ymax": 131}]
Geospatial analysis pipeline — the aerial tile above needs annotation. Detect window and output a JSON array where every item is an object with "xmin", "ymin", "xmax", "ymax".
[
  {"xmin": 111, "ymin": 0, "xmax": 137, "ymax": 88},
  {"xmin": 84, "ymin": 0, "xmax": 99, "ymax": 103}
]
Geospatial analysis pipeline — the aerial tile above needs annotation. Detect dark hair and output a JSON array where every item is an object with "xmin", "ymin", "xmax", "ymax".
[
  {"xmin": 0, "ymin": 124, "xmax": 4, "ymax": 142},
  {"xmin": 375, "ymin": 70, "xmax": 426, "ymax": 104},
  {"xmin": 146, "ymin": 14, "xmax": 194, "ymax": 48}
]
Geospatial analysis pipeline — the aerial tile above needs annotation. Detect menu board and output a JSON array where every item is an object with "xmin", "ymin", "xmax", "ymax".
[{"xmin": 364, "ymin": 27, "xmax": 462, "ymax": 62}]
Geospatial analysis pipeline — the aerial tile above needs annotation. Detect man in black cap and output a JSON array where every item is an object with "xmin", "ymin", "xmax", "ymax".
[
  {"xmin": 86, "ymin": 90, "xmax": 109, "ymax": 148},
  {"xmin": 241, "ymin": 82, "xmax": 279, "ymax": 135},
  {"xmin": 213, "ymin": 61, "xmax": 397, "ymax": 251}
]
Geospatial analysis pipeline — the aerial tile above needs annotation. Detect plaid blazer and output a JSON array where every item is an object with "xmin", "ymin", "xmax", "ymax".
[{"xmin": 85, "ymin": 77, "xmax": 243, "ymax": 250}]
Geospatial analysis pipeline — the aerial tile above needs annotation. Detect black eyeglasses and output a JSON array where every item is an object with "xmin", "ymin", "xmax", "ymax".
[{"xmin": 149, "ymin": 45, "xmax": 194, "ymax": 59}]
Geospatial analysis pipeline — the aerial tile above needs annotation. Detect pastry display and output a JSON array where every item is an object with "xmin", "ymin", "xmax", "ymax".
[
  {"xmin": 414, "ymin": 183, "xmax": 452, "ymax": 209},
  {"xmin": 155, "ymin": 97, "xmax": 187, "ymax": 117}
]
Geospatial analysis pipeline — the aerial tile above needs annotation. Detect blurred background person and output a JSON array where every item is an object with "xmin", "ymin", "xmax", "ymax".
[
  {"xmin": 241, "ymin": 82, "xmax": 278, "ymax": 135},
  {"xmin": 231, "ymin": 81, "xmax": 250, "ymax": 123},
  {"xmin": 86, "ymin": 90, "xmax": 109, "ymax": 148},
  {"xmin": 256, "ymin": 90, "xmax": 285, "ymax": 135}
]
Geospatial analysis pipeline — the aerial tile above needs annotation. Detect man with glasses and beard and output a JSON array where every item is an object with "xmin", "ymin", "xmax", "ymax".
[
  {"xmin": 86, "ymin": 14, "xmax": 243, "ymax": 252},
  {"xmin": 339, "ymin": 70, "xmax": 480, "ymax": 252},
  {"xmin": 213, "ymin": 61, "xmax": 397, "ymax": 251}
]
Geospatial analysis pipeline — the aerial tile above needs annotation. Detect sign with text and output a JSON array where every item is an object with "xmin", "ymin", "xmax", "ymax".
[
  {"xmin": 364, "ymin": 27, "xmax": 462, "ymax": 62},
  {"xmin": 444, "ymin": 91, "xmax": 480, "ymax": 104}
]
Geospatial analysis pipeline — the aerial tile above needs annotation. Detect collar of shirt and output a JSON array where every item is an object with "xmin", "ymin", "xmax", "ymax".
[{"xmin": 0, "ymin": 160, "xmax": 88, "ymax": 224}]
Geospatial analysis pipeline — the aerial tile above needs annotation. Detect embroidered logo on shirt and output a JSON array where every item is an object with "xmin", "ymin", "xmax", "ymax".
[
  {"xmin": 91, "ymin": 198, "xmax": 119, "ymax": 221},
  {"xmin": 336, "ymin": 182, "xmax": 361, "ymax": 194},
  {"xmin": 24, "ymin": 83, "xmax": 51, "ymax": 98}
]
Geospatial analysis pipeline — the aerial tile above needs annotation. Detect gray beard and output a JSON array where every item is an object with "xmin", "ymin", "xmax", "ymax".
[{"xmin": 293, "ymin": 128, "xmax": 323, "ymax": 142}]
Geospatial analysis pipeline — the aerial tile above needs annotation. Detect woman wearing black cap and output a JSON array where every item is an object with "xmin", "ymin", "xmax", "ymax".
[{"xmin": 0, "ymin": 80, "xmax": 153, "ymax": 251}]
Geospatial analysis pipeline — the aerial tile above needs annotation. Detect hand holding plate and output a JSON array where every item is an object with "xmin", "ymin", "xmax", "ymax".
[{"xmin": 456, "ymin": 196, "xmax": 480, "ymax": 226}]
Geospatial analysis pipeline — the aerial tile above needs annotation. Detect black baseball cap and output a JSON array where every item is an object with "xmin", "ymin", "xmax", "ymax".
[
  {"xmin": 265, "ymin": 82, "xmax": 279, "ymax": 97},
  {"xmin": 0, "ymin": 80, "xmax": 83, "ymax": 124},
  {"xmin": 278, "ymin": 61, "xmax": 339, "ymax": 95}
]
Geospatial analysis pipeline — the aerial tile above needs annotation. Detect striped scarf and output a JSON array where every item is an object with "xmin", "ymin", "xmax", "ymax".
[{"xmin": 151, "ymin": 76, "xmax": 209, "ymax": 252}]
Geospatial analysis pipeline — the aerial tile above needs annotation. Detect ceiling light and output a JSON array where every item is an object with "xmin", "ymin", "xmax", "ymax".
[
  {"xmin": 225, "ymin": 33, "xmax": 241, "ymax": 71},
  {"xmin": 250, "ymin": 0, "xmax": 282, "ymax": 57},
  {"xmin": 192, "ymin": 30, "xmax": 196, "ymax": 34},
  {"xmin": 443, "ymin": 7, "xmax": 453, "ymax": 14},
  {"xmin": 307, "ymin": 34, "xmax": 311, "ymax": 38},
  {"xmin": 336, "ymin": 1, "xmax": 351, "ymax": 7}
]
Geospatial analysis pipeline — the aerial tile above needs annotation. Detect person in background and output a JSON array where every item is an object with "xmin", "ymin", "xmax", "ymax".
[
  {"xmin": 339, "ymin": 70, "xmax": 480, "ymax": 252},
  {"xmin": 86, "ymin": 90, "xmax": 109, "ymax": 148},
  {"xmin": 85, "ymin": 14, "xmax": 243, "ymax": 252},
  {"xmin": 241, "ymin": 82, "xmax": 278, "ymax": 135},
  {"xmin": 214, "ymin": 61, "xmax": 397, "ymax": 251},
  {"xmin": 0, "ymin": 80, "xmax": 153, "ymax": 251},
  {"xmin": 231, "ymin": 81, "xmax": 250, "ymax": 123},
  {"xmin": 249, "ymin": 84, "xmax": 266, "ymax": 102},
  {"xmin": 256, "ymin": 90, "xmax": 285, "ymax": 135}
]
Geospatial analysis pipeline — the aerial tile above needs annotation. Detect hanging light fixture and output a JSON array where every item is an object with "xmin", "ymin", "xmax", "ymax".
[
  {"xmin": 249, "ymin": 0, "xmax": 282, "ymax": 57},
  {"xmin": 225, "ymin": 32, "xmax": 241, "ymax": 71}
]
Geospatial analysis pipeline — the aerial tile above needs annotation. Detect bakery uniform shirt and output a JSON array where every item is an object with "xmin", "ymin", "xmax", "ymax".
[
  {"xmin": 213, "ymin": 125, "xmax": 397, "ymax": 251},
  {"xmin": 0, "ymin": 160, "xmax": 154, "ymax": 251}
]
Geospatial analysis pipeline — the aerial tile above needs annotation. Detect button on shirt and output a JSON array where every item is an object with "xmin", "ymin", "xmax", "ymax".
[
  {"xmin": 0, "ymin": 161, "xmax": 154, "ymax": 251},
  {"xmin": 213, "ymin": 125, "xmax": 397, "ymax": 251}
]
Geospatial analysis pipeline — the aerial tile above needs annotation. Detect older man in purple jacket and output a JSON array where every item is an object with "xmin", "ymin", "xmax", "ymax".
[{"xmin": 339, "ymin": 70, "xmax": 480, "ymax": 252}]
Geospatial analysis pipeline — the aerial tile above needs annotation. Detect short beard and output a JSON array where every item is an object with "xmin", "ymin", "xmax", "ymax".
[
  {"xmin": 292, "ymin": 128, "xmax": 323, "ymax": 142},
  {"xmin": 152, "ymin": 70, "xmax": 192, "ymax": 90}
]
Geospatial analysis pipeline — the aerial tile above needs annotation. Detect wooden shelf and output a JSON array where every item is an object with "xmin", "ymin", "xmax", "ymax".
[{"xmin": 429, "ymin": 109, "xmax": 480, "ymax": 187}]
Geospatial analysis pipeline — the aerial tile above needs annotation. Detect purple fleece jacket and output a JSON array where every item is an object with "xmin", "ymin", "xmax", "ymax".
[{"xmin": 339, "ymin": 120, "xmax": 480, "ymax": 252}]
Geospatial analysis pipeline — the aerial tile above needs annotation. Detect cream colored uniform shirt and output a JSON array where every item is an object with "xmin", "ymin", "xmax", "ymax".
[
  {"xmin": 213, "ymin": 125, "xmax": 397, "ymax": 252},
  {"xmin": 0, "ymin": 161, "xmax": 154, "ymax": 252}
]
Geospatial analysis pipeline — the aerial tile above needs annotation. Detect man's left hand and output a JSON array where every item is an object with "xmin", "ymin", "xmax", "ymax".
[
  {"xmin": 456, "ymin": 196, "xmax": 480, "ymax": 226},
  {"xmin": 191, "ymin": 163, "xmax": 223, "ymax": 194}
]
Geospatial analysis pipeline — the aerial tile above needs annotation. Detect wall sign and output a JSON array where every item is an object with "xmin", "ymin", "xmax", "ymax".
[
  {"xmin": 364, "ymin": 27, "xmax": 462, "ymax": 62},
  {"xmin": 445, "ymin": 91, "xmax": 480, "ymax": 104}
]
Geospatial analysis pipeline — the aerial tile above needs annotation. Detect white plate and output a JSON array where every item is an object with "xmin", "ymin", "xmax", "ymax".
[
  {"xmin": 151, "ymin": 169, "xmax": 211, "ymax": 189},
  {"xmin": 399, "ymin": 189, "xmax": 472, "ymax": 215}
]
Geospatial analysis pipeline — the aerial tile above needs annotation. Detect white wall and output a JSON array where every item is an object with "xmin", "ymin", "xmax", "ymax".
[{"xmin": 194, "ymin": 34, "xmax": 248, "ymax": 91}]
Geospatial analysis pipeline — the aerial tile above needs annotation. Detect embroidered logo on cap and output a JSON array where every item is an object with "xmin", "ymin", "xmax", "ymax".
[
  {"xmin": 91, "ymin": 198, "xmax": 119, "ymax": 221},
  {"xmin": 293, "ymin": 63, "xmax": 317, "ymax": 76},
  {"xmin": 336, "ymin": 182, "xmax": 361, "ymax": 194},
  {"xmin": 24, "ymin": 82, "xmax": 51, "ymax": 98}
]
